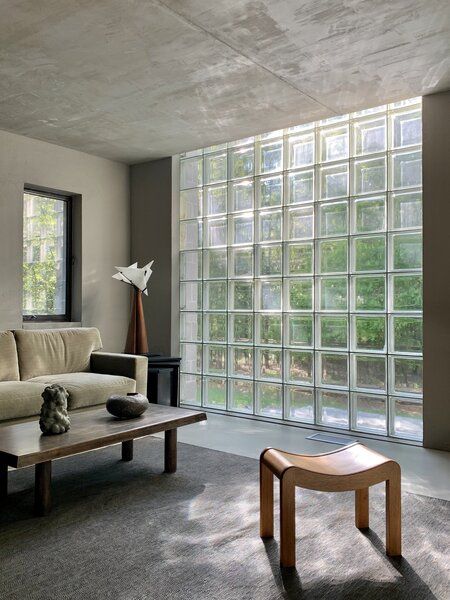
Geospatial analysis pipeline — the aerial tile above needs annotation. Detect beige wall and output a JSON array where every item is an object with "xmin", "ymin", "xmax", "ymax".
[
  {"xmin": 423, "ymin": 90, "xmax": 450, "ymax": 451},
  {"xmin": 0, "ymin": 129, "xmax": 130, "ymax": 351}
]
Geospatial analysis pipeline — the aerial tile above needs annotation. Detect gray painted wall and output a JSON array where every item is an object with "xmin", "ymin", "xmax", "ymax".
[
  {"xmin": 0, "ymin": 129, "xmax": 130, "ymax": 351},
  {"xmin": 130, "ymin": 158, "xmax": 173, "ymax": 355},
  {"xmin": 423, "ymin": 90, "xmax": 450, "ymax": 451}
]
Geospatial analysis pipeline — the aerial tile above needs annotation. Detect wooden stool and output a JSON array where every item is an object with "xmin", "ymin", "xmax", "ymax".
[{"xmin": 260, "ymin": 442, "xmax": 401, "ymax": 568}]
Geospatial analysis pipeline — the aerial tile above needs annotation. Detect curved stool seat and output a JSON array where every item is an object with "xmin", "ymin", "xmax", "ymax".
[{"xmin": 260, "ymin": 442, "xmax": 401, "ymax": 568}]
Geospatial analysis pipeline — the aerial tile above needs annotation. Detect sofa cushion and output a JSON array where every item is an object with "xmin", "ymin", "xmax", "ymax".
[
  {"xmin": 0, "ymin": 331, "xmax": 20, "ymax": 382},
  {"xmin": 29, "ymin": 372, "xmax": 136, "ymax": 410},
  {"xmin": 0, "ymin": 381, "xmax": 47, "ymax": 421},
  {"xmin": 14, "ymin": 328, "xmax": 103, "ymax": 381}
]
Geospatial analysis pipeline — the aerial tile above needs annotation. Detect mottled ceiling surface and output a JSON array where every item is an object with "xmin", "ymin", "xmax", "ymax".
[{"xmin": 0, "ymin": 0, "xmax": 449, "ymax": 163}]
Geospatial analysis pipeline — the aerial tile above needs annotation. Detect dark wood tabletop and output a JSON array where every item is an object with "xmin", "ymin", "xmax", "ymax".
[{"xmin": 0, "ymin": 405, "xmax": 206, "ymax": 468}]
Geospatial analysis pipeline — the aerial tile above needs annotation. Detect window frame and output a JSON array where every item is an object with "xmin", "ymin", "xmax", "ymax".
[{"xmin": 23, "ymin": 187, "xmax": 73, "ymax": 323}]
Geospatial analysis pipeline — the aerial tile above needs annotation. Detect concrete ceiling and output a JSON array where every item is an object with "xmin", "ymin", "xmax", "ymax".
[{"xmin": 0, "ymin": 0, "xmax": 449, "ymax": 164}]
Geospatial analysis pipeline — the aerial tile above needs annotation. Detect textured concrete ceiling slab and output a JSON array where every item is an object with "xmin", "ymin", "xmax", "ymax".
[{"xmin": 0, "ymin": 0, "xmax": 449, "ymax": 163}]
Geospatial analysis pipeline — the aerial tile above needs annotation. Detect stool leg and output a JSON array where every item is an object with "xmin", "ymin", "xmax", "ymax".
[
  {"xmin": 280, "ymin": 472, "xmax": 296, "ymax": 568},
  {"xmin": 355, "ymin": 487, "xmax": 369, "ymax": 529},
  {"xmin": 386, "ymin": 471, "xmax": 402, "ymax": 556},
  {"xmin": 260, "ymin": 461, "xmax": 274, "ymax": 538}
]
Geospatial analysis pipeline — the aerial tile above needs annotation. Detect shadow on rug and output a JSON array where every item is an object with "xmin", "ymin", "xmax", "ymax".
[{"xmin": 0, "ymin": 438, "xmax": 448, "ymax": 600}]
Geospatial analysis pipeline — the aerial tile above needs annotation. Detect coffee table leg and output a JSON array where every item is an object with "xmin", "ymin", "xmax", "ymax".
[
  {"xmin": 122, "ymin": 440, "xmax": 134, "ymax": 461},
  {"xmin": 164, "ymin": 429, "xmax": 177, "ymax": 473},
  {"xmin": 35, "ymin": 461, "xmax": 52, "ymax": 516},
  {"xmin": 0, "ymin": 460, "xmax": 7, "ymax": 503}
]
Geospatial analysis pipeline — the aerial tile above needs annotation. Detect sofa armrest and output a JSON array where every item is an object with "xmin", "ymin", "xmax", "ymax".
[{"xmin": 91, "ymin": 352, "xmax": 148, "ymax": 396}]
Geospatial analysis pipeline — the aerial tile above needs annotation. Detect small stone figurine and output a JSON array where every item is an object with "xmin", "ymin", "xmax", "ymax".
[{"xmin": 39, "ymin": 384, "xmax": 71, "ymax": 435}]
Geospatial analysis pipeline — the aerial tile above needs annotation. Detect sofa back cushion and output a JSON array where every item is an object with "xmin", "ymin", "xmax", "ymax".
[
  {"xmin": 14, "ymin": 328, "xmax": 103, "ymax": 381},
  {"xmin": 0, "ymin": 331, "xmax": 20, "ymax": 382}
]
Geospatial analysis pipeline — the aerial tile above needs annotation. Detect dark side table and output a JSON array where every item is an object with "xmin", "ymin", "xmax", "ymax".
[{"xmin": 143, "ymin": 355, "xmax": 181, "ymax": 407}]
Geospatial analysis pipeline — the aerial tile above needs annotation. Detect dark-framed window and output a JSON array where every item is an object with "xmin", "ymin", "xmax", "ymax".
[{"xmin": 23, "ymin": 188, "xmax": 72, "ymax": 322}]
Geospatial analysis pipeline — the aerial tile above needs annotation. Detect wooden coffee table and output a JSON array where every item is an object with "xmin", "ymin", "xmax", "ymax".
[{"xmin": 0, "ymin": 404, "xmax": 206, "ymax": 516}]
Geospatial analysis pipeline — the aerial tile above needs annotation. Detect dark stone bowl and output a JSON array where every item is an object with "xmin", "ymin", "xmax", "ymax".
[{"xmin": 106, "ymin": 393, "xmax": 150, "ymax": 419}]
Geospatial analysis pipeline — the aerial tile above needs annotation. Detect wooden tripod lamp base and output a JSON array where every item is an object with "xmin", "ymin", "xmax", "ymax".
[{"xmin": 124, "ymin": 287, "xmax": 148, "ymax": 355}]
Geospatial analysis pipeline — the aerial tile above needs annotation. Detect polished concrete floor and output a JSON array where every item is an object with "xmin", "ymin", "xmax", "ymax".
[{"xmin": 156, "ymin": 411, "xmax": 450, "ymax": 501}]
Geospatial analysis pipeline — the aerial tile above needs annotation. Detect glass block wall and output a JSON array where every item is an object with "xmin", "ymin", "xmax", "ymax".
[{"xmin": 178, "ymin": 98, "xmax": 423, "ymax": 441}]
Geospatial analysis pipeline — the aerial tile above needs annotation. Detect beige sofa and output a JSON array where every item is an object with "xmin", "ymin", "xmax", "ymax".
[{"xmin": 0, "ymin": 328, "xmax": 148, "ymax": 423}]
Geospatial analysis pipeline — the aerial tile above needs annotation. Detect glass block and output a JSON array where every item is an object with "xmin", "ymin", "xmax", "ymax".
[
  {"xmin": 180, "ymin": 148, "xmax": 203, "ymax": 158},
  {"xmin": 180, "ymin": 220, "xmax": 202, "ymax": 250},
  {"xmin": 258, "ymin": 175, "xmax": 283, "ymax": 208},
  {"xmin": 230, "ymin": 280, "xmax": 253, "ymax": 311},
  {"xmin": 287, "ymin": 169, "xmax": 314, "ymax": 204},
  {"xmin": 318, "ymin": 352, "xmax": 348, "ymax": 387},
  {"xmin": 288, "ymin": 206, "xmax": 314, "ymax": 240},
  {"xmin": 319, "ymin": 315, "xmax": 348, "ymax": 349},
  {"xmin": 257, "ymin": 348, "xmax": 282, "ymax": 381},
  {"xmin": 205, "ymin": 185, "xmax": 227, "ymax": 215},
  {"xmin": 321, "ymin": 114, "xmax": 349, "ymax": 125},
  {"xmin": 288, "ymin": 133, "xmax": 314, "ymax": 168},
  {"xmin": 230, "ymin": 179, "xmax": 254, "ymax": 212},
  {"xmin": 287, "ymin": 278, "xmax": 313, "ymax": 311},
  {"xmin": 230, "ymin": 313, "xmax": 253, "ymax": 344},
  {"xmin": 180, "ymin": 251, "xmax": 202, "ymax": 281},
  {"xmin": 230, "ymin": 346, "xmax": 253, "ymax": 378},
  {"xmin": 261, "ymin": 129, "xmax": 284, "ymax": 139},
  {"xmin": 391, "ymin": 274, "xmax": 422, "ymax": 311},
  {"xmin": 229, "ymin": 379, "xmax": 253, "ymax": 413},
  {"xmin": 352, "ymin": 275, "xmax": 385, "ymax": 311},
  {"xmin": 320, "ymin": 125, "xmax": 349, "ymax": 162},
  {"xmin": 258, "ymin": 244, "xmax": 282, "ymax": 277},
  {"xmin": 391, "ymin": 232, "xmax": 422, "ymax": 270},
  {"xmin": 352, "ymin": 236, "xmax": 386, "ymax": 272},
  {"xmin": 260, "ymin": 139, "xmax": 283, "ymax": 173},
  {"xmin": 229, "ymin": 136, "xmax": 254, "ymax": 147},
  {"xmin": 286, "ymin": 315, "xmax": 313, "ymax": 347},
  {"xmin": 204, "ymin": 313, "xmax": 227, "ymax": 343},
  {"xmin": 353, "ymin": 116, "xmax": 386, "ymax": 155},
  {"xmin": 180, "ymin": 282, "xmax": 202, "ymax": 311},
  {"xmin": 391, "ymin": 150, "xmax": 422, "ymax": 189},
  {"xmin": 229, "ymin": 247, "xmax": 253, "ymax": 278},
  {"xmin": 319, "ymin": 163, "xmax": 349, "ymax": 199},
  {"xmin": 259, "ymin": 210, "xmax": 282, "ymax": 242},
  {"xmin": 180, "ymin": 188, "xmax": 202, "ymax": 220},
  {"xmin": 352, "ymin": 104, "xmax": 386, "ymax": 118},
  {"xmin": 180, "ymin": 373, "xmax": 202, "ymax": 406},
  {"xmin": 392, "ymin": 316, "xmax": 422, "ymax": 354},
  {"xmin": 389, "ymin": 97, "xmax": 421, "ymax": 110},
  {"xmin": 319, "ymin": 201, "xmax": 348, "ymax": 237},
  {"xmin": 319, "ymin": 239, "xmax": 348, "ymax": 273},
  {"xmin": 391, "ymin": 357, "xmax": 423, "ymax": 395},
  {"xmin": 229, "ymin": 145, "xmax": 254, "ymax": 179},
  {"xmin": 353, "ymin": 157, "xmax": 386, "ymax": 195},
  {"xmin": 390, "ymin": 191, "xmax": 422, "ymax": 230},
  {"xmin": 203, "ymin": 376, "xmax": 227, "ymax": 408},
  {"xmin": 287, "ymin": 242, "xmax": 314, "ymax": 275},
  {"xmin": 353, "ymin": 393, "xmax": 387, "ymax": 433},
  {"xmin": 203, "ymin": 281, "xmax": 227, "ymax": 310},
  {"xmin": 354, "ymin": 316, "xmax": 386, "ymax": 351},
  {"xmin": 390, "ymin": 397, "xmax": 422, "ymax": 440},
  {"xmin": 180, "ymin": 343, "xmax": 202, "ymax": 374},
  {"xmin": 204, "ymin": 151, "xmax": 227, "ymax": 184},
  {"xmin": 257, "ymin": 314, "xmax": 282, "ymax": 345},
  {"xmin": 204, "ymin": 249, "xmax": 227, "ymax": 279},
  {"xmin": 286, "ymin": 350, "xmax": 314, "ymax": 384},
  {"xmin": 391, "ymin": 109, "xmax": 422, "ymax": 148},
  {"xmin": 204, "ymin": 345, "xmax": 226, "ymax": 375},
  {"xmin": 180, "ymin": 312, "xmax": 202, "ymax": 342},
  {"xmin": 319, "ymin": 277, "xmax": 348, "ymax": 311},
  {"xmin": 285, "ymin": 386, "xmax": 315, "ymax": 422},
  {"xmin": 231, "ymin": 213, "xmax": 253, "ymax": 245},
  {"xmin": 352, "ymin": 196, "xmax": 386, "ymax": 233},
  {"xmin": 317, "ymin": 389, "xmax": 349, "ymax": 428},
  {"xmin": 180, "ymin": 156, "xmax": 202, "ymax": 189},
  {"xmin": 206, "ymin": 217, "xmax": 227, "ymax": 247},
  {"xmin": 256, "ymin": 382, "xmax": 282, "ymax": 418},
  {"xmin": 353, "ymin": 354, "xmax": 386, "ymax": 391},
  {"xmin": 258, "ymin": 280, "xmax": 282, "ymax": 311}
]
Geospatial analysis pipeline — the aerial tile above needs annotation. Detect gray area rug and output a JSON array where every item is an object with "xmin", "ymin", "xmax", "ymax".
[{"xmin": 0, "ymin": 438, "xmax": 448, "ymax": 600}]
